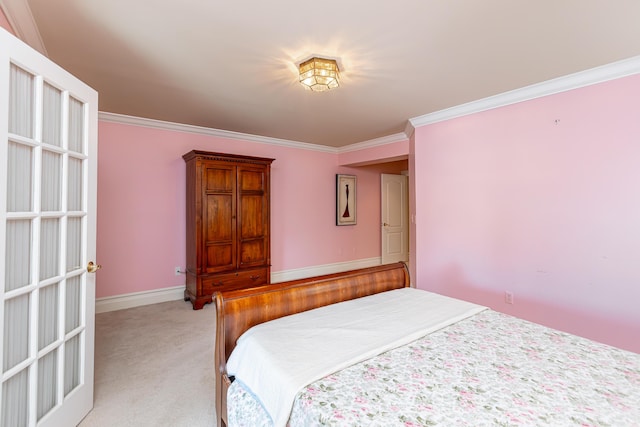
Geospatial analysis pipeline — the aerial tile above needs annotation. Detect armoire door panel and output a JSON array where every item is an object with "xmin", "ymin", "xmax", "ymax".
[
  {"xmin": 205, "ymin": 194, "xmax": 234, "ymax": 241},
  {"xmin": 206, "ymin": 243, "xmax": 234, "ymax": 272},
  {"xmin": 239, "ymin": 239, "xmax": 267, "ymax": 267},
  {"xmin": 205, "ymin": 166, "xmax": 234, "ymax": 192},
  {"xmin": 239, "ymin": 195, "xmax": 265, "ymax": 238},
  {"xmin": 238, "ymin": 168, "xmax": 266, "ymax": 192}
]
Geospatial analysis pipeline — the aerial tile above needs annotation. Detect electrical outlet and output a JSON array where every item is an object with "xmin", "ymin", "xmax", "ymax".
[
  {"xmin": 175, "ymin": 266, "xmax": 181, "ymax": 276},
  {"xmin": 504, "ymin": 291, "xmax": 514, "ymax": 305}
]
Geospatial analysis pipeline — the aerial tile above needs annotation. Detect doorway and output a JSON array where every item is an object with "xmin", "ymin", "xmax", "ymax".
[{"xmin": 381, "ymin": 173, "xmax": 409, "ymax": 264}]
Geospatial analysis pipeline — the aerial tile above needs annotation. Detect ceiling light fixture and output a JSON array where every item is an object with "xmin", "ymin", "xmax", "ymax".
[{"xmin": 298, "ymin": 57, "xmax": 340, "ymax": 92}]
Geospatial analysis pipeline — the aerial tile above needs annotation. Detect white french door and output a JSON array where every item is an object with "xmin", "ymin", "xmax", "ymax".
[{"xmin": 0, "ymin": 27, "xmax": 98, "ymax": 427}]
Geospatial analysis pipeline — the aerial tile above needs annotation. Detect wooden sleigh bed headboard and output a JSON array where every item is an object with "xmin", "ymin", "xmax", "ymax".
[{"xmin": 213, "ymin": 262, "xmax": 411, "ymax": 427}]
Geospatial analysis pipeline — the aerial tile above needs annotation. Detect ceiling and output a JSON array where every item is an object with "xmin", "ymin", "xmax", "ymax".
[{"xmin": 10, "ymin": 0, "xmax": 640, "ymax": 147}]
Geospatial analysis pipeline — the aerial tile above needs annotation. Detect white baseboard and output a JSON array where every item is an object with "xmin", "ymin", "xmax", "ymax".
[
  {"xmin": 95, "ymin": 285, "xmax": 186, "ymax": 314},
  {"xmin": 95, "ymin": 258, "xmax": 383, "ymax": 313}
]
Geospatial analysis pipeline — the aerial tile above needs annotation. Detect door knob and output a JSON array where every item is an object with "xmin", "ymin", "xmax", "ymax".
[
  {"xmin": 87, "ymin": 261, "xmax": 102, "ymax": 273},
  {"xmin": 383, "ymin": 222, "xmax": 389, "ymax": 226}
]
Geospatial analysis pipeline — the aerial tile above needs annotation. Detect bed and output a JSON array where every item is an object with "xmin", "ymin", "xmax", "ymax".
[{"xmin": 214, "ymin": 262, "xmax": 640, "ymax": 427}]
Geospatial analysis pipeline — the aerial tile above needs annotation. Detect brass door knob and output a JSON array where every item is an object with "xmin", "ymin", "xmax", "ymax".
[{"xmin": 87, "ymin": 261, "xmax": 102, "ymax": 273}]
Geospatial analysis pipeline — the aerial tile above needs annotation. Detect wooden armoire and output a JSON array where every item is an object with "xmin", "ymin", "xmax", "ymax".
[{"xmin": 183, "ymin": 150, "xmax": 274, "ymax": 309}]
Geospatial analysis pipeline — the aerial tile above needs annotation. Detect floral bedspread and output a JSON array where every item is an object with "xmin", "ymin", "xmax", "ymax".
[{"xmin": 227, "ymin": 310, "xmax": 640, "ymax": 426}]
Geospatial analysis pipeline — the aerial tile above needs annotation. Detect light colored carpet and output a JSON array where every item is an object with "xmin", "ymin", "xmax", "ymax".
[{"xmin": 78, "ymin": 300, "xmax": 216, "ymax": 427}]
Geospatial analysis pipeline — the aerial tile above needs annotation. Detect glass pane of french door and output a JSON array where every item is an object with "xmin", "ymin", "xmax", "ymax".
[{"xmin": 1, "ymin": 27, "xmax": 98, "ymax": 427}]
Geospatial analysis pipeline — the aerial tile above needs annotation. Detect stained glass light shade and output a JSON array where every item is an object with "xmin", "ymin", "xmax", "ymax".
[{"xmin": 299, "ymin": 57, "xmax": 340, "ymax": 92}]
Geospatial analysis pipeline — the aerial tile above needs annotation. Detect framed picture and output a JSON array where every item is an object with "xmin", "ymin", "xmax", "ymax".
[{"xmin": 336, "ymin": 174, "xmax": 356, "ymax": 226}]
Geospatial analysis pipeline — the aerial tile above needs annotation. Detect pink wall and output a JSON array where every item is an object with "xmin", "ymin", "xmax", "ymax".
[
  {"xmin": 411, "ymin": 74, "xmax": 640, "ymax": 353},
  {"xmin": 0, "ymin": 7, "xmax": 15, "ymax": 34},
  {"xmin": 97, "ymin": 122, "xmax": 391, "ymax": 298}
]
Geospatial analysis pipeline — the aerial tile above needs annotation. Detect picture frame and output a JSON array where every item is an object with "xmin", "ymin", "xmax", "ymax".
[{"xmin": 336, "ymin": 174, "xmax": 356, "ymax": 226}]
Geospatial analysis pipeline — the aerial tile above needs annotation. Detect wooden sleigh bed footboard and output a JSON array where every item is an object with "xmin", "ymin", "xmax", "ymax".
[{"xmin": 213, "ymin": 262, "xmax": 410, "ymax": 427}]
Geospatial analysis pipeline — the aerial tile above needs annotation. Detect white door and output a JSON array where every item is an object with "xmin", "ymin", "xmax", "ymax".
[
  {"xmin": 381, "ymin": 173, "xmax": 409, "ymax": 264},
  {"xmin": 0, "ymin": 28, "xmax": 98, "ymax": 426}
]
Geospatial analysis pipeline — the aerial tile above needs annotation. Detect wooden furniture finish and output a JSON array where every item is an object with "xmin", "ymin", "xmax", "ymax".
[
  {"xmin": 213, "ymin": 262, "xmax": 411, "ymax": 427},
  {"xmin": 183, "ymin": 150, "xmax": 274, "ymax": 309}
]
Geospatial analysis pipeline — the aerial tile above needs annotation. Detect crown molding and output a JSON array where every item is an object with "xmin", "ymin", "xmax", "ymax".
[
  {"xmin": 0, "ymin": 0, "xmax": 47, "ymax": 55},
  {"xmin": 99, "ymin": 111, "xmax": 410, "ymax": 154},
  {"xmin": 408, "ymin": 55, "xmax": 640, "ymax": 130},
  {"xmin": 98, "ymin": 112, "xmax": 338, "ymax": 153},
  {"xmin": 337, "ymin": 132, "xmax": 409, "ymax": 153},
  {"xmin": 102, "ymin": 56, "xmax": 640, "ymax": 153},
  {"xmin": 4, "ymin": 1, "xmax": 638, "ymax": 154}
]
